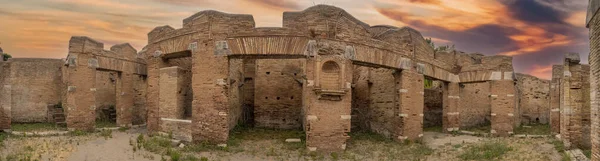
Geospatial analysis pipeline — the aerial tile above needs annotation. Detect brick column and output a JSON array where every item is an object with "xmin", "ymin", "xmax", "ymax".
[
  {"xmin": 191, "ymin": 40, "xmax": 230, "ymax": 144},
  {"xmin": 395, "ymin": 70, "xmax": 424, "ymax": 141},
  {"xmin": 146, "ymin": 56, "xmax": 167, "ymax": 132},
  {"xmin": 550, "ymin": 65, "xmax": 563, "ymax": 134},
  {"xmin": 159, "ymin": 67, "xmax": 186, "ymax": 119},
  {"xmin": 116, "ymin": 71, "xmax": 134, "ymax": 127},
  {"xmin": 443, "ymin": 82, "xmax": 460, "ymax": 133},
  {"xmin": 65, "ymin": 37, "xmax": 99, "ymax": 131},
  {"xmin": 490, "ymin": 80, "xmax": 516, "ymax": 136},
  {"xmin": 303, "ymin": 56, "xmax": 352, "ymax": 152},
  {"xmin": 588, "ymin": 3, "xmax": 600, "ymax": 159}
]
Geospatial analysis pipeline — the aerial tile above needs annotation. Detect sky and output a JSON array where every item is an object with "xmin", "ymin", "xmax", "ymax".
[{"xmin": 0, "ymin": 0, "xmax": 590, "ymax": 79}]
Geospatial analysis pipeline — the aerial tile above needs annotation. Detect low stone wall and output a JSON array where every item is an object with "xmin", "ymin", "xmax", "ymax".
[{"xmin": 159, "ymin": 118, "xmax": 192, "ymax": 142}]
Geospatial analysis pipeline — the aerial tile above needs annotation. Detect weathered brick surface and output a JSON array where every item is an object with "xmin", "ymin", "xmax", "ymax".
[
  {"xmin": 443, "ymin": 82, "xmax": 461, "ymax": 132},
  {"xmin": 559, "ymin": 55, "xmax": 591, "ymax": 149},
  {"xmin": 254, "ymin": 59, "xmax": 303, "ymax": 129},
  {"xmin": 65, "ymin": 36, "xmax": 146, "ymax": 130},
  {"xmin": 0, "ymin": 61, "xmax": 11, "ymax": 130},
  {"xmin": 424, "ymin": 86, "xmax": 443, "ymax": 128},
  {"xmin": 159, "ymin": 118, "xmax": 192, "ymax": 142},
  {"xmin": 95, "ymin": 71, "xmax": 116, "ymax": 120},
  {"xmin": 132, "ymin": 75, "xmax": 147, "ymax": 125},
  {"xmin": 159, "ymin": 66, "xmax": 187, "ymax": 119},
  {"xmin": 515, "ymin": 73, "xmax": 550, "ymax": 125},
  {"xmin": 304, "ymin": 56, "xmax": 352, "ymax": 152},
  {"xmin": 8, "ymin": 59, "xmax": 63, "ymax": 123},
  {"xmin": 459, "ymin": 82, "xmax": 492, "ymax": 129},
  {"xmin": 550, "ymin": 65, "xmax": 563, "ymax": 134},
  {"xmin": 396, "ymin": 70, "xmax": 424, "ymax": 140},
  {"xmin": 490, "ymin": 80, "xmax": 516, "ymax": 136},
  {"xmin": 588, "ymin": 5, "xmax": 600, "ymax": 159}
]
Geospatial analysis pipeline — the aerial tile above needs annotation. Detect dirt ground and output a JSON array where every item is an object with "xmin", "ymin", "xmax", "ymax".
[{"xmin": 0, "ymin": 128, "xmax": 567, "ymax": 161}]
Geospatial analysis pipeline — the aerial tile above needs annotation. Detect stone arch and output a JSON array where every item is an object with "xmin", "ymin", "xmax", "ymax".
[{"xmin": 321, "ymin": 61, "xmax": 341, "ymax": 90}]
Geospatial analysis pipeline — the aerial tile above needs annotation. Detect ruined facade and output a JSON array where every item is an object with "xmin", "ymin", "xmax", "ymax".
[
  {"xmin": 587, "ymin": 1, "xmax": 600, "ymax": 159},
  {"xmin": 0, "ymin": 5, "xmax": 529, "ymax": 152},
  {"xmin": 515, "ymin": 73, "xmax": 550, "ymax": 125},
  {"xmin": 547, "ymin": 53, "xmax": 592, "ymax": 151},
  {"xmin": 140, "ymin": 5, "xmax": 518, "ymax": 151}
]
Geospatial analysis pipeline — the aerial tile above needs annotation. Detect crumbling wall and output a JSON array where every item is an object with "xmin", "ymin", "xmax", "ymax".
[
  {"xmin": 132, "ymin": 75, "xmax": 147, "ymax": 125},
  {"xmin": 459, "ymin": 82, "xmax": 491, "ymax": 128},
  {"xmin": 254, "ymin": 59, "xmax": 303, "ymax": 129},
  {"xmin": 0, "ymin": 61, "xmax": 11, "ymax": 130},
  {"xmin": 228, "ymin": 58, "xmax": 243, "ymax": 129},
  {"xmin": 165, "ymin": 57, "xmax": 192, "ymax": 118},
  {"xmin": 95, "ymin": 70, "xmax": 117, "ymax": 120},
  {"xmin": 560, "ymin": 53, "xmax": 591, "ymax": 149},
  {"xmin": 587, "ymin": 5, "xmax": 600, "ymax": 159},
  {"xmin": 424, "ymin": 85, "xmax": 443, "ymax": 128},
  {"xmin": 364, "ymin": 68, "xmax": 397, "ymax": 137},
  {"xmin": 351, "ymin": 66, "xmax": 370, "ymax": 131},
  {"xmin": 550, "ymin": 65, "xmax": 563, "ymax": 133},
  {"xmin": 9, "ymin": 59, "xmax": 63, "ymax": 123},
  {"xmin": 515, "ymin": 73, "xmax": 550, "ymax": 124}
]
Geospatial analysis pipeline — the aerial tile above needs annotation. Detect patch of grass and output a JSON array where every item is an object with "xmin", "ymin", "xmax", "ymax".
[
  {"xmin": 549, "ymin": 138, "xmax": 570, "ymax": 161},
  {"xmin": 99, "ymin": 129, "xmax": 112, "ymax": 139},
  {"xmin": 95, "ymin": 120, "xmax": 117, "ymax": 128},
  {"xmin": 583, "ymin": 149, "xmax": 591, "ymax": 159},
  {"xmin": 463, "ymin": 124, "xmax": 491, "ymax": 134},
  {"xmin": 424, "ymin": 126, "xmax": 443, "ymax": 132},
  {"xmin": 69, "ymin": 130, "xmax": 89, "ymax": 136},
  {"xmin": 11, "ymin": 123, "xmax": 57, "ymax": 132},
  {"xmin": 459, "ymin": 141, "xmax": 512, "ymax": 160},
  {"xmin": 143, "ymin": 137, "xmax": 172, "ymax": 153},
  {"xmin": 118, "ymin": 127, "xmax": 129, "ymax": 132},
  {"xmin": 0, "ymin": 132, "xmax": 7, "ymax": 147},
  {"xmin": 514, "ymin": 124, "xmax": 551, "ymax": 135},
  {"xmin": 348, "ymin": 131, "xmax": 392, "ymax": 143}
]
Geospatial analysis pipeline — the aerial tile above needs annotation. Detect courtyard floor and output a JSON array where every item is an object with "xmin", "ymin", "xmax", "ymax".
[{"xmin": 0, "ymin": 125, "xmax": 573, "ymax": 161}]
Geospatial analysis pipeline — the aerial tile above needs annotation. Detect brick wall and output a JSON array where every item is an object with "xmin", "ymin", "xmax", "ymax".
[
  {"xmin": 515, "ymin": 73, "xmax": 550, "ymax": 124},
  {"xmin": 588, "ymin": 7, "xmax": 600, "ymax": 160},
  {"xmin": 132, "ymin": 75, "xmax": 147, "ymax": 125},
  {"xmin": 253, "ymin": 59, "xmax": 304, "ymax": 129},
  {"xmin": 424, "ymin": 86, "xmax": 443, "ymax": 128},
  {"xmin": 95, "ymin": 71, "xmax": 116, "ymax": 120},
  {"xmin": 550, "ymin": 65, "xmax": 563, "ymax": 133},
  {"xmin": 459, "ymin": 82, "xmax": 491, "ymax": 128},
  {"xmin": 9, "ymin": 59, "xmax": 63, "ymax": 123}
]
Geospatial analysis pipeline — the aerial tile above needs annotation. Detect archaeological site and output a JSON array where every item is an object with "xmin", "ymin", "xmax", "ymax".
[{"xmin": 0, "ymin": 3, "xmax": 599, "ymax": 160}]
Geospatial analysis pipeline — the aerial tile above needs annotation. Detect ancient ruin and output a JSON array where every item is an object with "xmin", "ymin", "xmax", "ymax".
[
  {"xmin": 0, "ymin": 4, "xmax": 597, "ymax": 158},
  {"xmin": 587, "ymin": 0, "xmax": 600, "ymax": 160}
]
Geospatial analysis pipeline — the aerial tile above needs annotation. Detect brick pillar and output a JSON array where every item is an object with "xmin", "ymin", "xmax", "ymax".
[
  {"xmin": 490, "ymin": 80, "xmax": 515, "ymax": 136},
  {"xmin": 116, "ymin": 71, "xmax": 134, "ymax": 127},
  {"xmin": 588, "ymin": 4, "xmax": 600, "ymax": 159},
  {"xmin": 159, "ymin": 66, "xmax": 186, "ymax": 119},
  {"xmin": 65, "ymin": 37, "xmax": 99, "ymax": 131},
  {"xmin": 146, "ymin": 56, "xmax": 167, "ymax": 132},
  {"xmin": 191, "ymin": 40, "xmax": 230, "ymax": 144},
  {"xmin": 550, "ymin": 65, "xmax": 563, "ymax": 134},
  {"xmin": 0, "ymin": 84, "xmax": 10, "ymax": 131},
  {"xmin": 303, "ymin": 56, "xmax": 352, "ymax": 152},
  {"xmin": 395, "ymin": 70, "xmax": 424, "ymax": 141},
  {"xmin": 443, "ymin": 82, "xmax": 460, "ymax": 133}
]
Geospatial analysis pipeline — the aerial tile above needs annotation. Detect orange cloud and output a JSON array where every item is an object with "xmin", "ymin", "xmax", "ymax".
[{"xmin": 529, "ymin": 65, "xmax": 553, "ymax": 80}]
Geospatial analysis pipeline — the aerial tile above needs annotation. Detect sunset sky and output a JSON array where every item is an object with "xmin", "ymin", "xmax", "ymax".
[{"xmin": 0, "ymin": 0, "xmax": 590, "ymax": 79}]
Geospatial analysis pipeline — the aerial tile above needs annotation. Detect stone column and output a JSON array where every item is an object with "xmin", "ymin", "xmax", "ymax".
[
  {"xmin": 159, "ymin": 66, "xmax": 186, "ymax": 119},
  {"xmin": 490, "ymin": 79, "xmax": 516, "ymax": 137},
  {"xmin": 443, "ymin": 82, "xmax": 460, "ymax": 133},
  {"xmin": 395, "ymin": 70, "xmax": 424, "ymax": 141},
  {"xmin": 588, "ymin": 2, "xmax": 600, "ymax": 159},
  {"xmin": 191, "ymin": 40, "xmax": 230, "ymax": 144},
  {"xmin": 550, "ymin": 65, "xmax": 563, "ymax": 134},
  {"xmin": 65, "ymin": 37, "xmax": 99, "ymax": 131},
  {"xmin": 303, "ymin": 55, "xmax": 352, "ymax": 152}
]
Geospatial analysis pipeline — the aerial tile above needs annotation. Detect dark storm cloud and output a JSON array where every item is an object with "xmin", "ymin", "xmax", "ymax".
[{"xmin": 504, "ymin": 0, "xmax": 567, "ymax": 24}]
